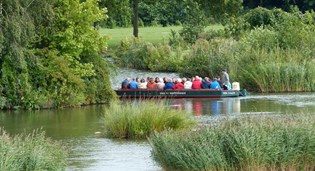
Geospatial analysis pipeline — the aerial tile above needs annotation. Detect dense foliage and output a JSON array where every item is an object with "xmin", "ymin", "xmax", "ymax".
[
  {"xmin": 98, "ymin": 0, "xmax": 315, "ymax": 28},
  {"xmin": 0, "ymin": 0, "xmax": 115, "ymax": 109},
  {"xmin": 150, "ymin": 114, "xmax": 315, "ymax": 171},
  {"xmin": 0, "ymin": 128, "xmax": 67, "ymax": 170},
  {"xmin": 113, "ymin": 7, "xmax": 315, "ymax": 92}
]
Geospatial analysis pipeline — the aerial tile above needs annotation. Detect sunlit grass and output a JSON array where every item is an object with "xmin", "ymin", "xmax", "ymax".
[
  {"xmin": 100, "ymin": 25, "xmax": 223, "ymax": 48},
  {"xmin": 103, "ymin": 100, "xmax": 196, "ymax": 139},
  {"xmin": 0, "ymin": 129, "xmax": 67, "ymax": 171},
  {"xmin": 149, "ymin": 114, "xmax": 315, "ymax": 171}
]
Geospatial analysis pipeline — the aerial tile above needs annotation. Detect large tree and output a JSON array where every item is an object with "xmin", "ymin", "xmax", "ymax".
[{"xmin": 0, "ymin": 0, "xmax": 115, "ymax": 109}]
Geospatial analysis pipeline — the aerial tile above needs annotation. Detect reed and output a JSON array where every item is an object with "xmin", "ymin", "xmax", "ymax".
[
  {"xmin": 103, "ymin": 100, "xmax": 196, "ymax": 139},
  {"xmin": 149, "ymin": 114, "xmax": 315, "ymax": 171},
  {"xmin": 0, "ymin": 128, "xmax": 67, "ymax": 171},
  {"xmin": 236, "ymin": 47, "xmax": 315, "ymax": 92}
]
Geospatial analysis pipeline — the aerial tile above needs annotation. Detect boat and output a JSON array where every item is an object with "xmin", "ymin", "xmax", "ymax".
[{"xmin": 115, "ymin": 89, "xmax": 248, "ymax": 98}]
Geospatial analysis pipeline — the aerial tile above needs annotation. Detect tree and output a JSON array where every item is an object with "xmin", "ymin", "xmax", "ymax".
[
  {"xmin": 98, "ymin": 0, "xmax": 131, "ymax": 28},
  {"xmin": 0, "ymin": 0, "xmax": 115, "ymax": 109},
  {"xmin": 133, "ymin": 0, "xmax": 139, "ymax": 37}
]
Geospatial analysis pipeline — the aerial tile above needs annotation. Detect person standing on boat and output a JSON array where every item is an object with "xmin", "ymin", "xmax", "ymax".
[
  {"xmin": 129, "ymin": 78, "xmax": 139, "ymax": 89},
  {"xmin": 221, "ymin": 69, "xmax": 231, "ymax": 90}
]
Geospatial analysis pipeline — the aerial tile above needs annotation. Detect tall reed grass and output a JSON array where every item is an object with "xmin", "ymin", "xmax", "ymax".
[
  {"xmin": 103, "ymin": 100, "xmax": 196, "ymax": 139},
  {"xmin": 236, "ymin": 48, "xmax": 315, "ymax": 92},
  {"xmin": 149, "ymin": 114, "xmax": 315, "ymax": 171},
  {"xmin": 0, "ymin": 128, "xmax": 67, "ymax": 171}
]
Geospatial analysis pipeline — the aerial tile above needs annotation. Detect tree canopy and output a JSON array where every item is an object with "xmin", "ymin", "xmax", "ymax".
[{"xmin": 0, "ymin": 0, "xmax": 115, "ymax": 109}]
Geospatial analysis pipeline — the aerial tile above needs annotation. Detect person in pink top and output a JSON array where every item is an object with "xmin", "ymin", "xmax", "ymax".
[{"xmin": 192, "ymin": 76, "xmax": 202, "ymax": 89}]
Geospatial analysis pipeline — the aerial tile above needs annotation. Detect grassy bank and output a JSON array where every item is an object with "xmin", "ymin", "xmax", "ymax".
[
  {"xmin": 100, "ymin": 25, "xmax": 223, "ymax": 47},
  {"xmin": 0, "ymin": 129, "xmax": 67, "ymax": 170},
  {"xmin": 103, "ymin": 100, "xmax": 196, "ymax": 139},
  {"xmin": 149, "ymin": 114, "xmax": 315, "ymax": 171}
]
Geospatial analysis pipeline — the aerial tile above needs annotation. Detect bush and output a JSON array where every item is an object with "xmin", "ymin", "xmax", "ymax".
[
  {"xmin": 149, "ymin": 114, "xmax": 315, "ymax": 171},
  {"xmin": 0, "ymin": 128, "xmax": 67, "ymax": 170},
  {"xmin": 114, "ymin": 37, "xmax": 184, "ymax": 72},
  {"xmin": 180, "ymin": 38, "xmax": 235, "ymax": 78},
  {"xmin": 103, "ymin": 100, "xmax": 196, "ymax": 139}
]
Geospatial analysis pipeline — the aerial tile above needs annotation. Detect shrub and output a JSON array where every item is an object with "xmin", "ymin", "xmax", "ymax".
[
  {"xmin": 149, "ymin": 114, "xmax": 315, "ymax": 171},
  {"xmin": 180, "ymin": 38, "xmax": 235, "ymax": 78},
  {"xmin": 103, "ymin": 100, "xmax": 196, "ymax": 139},
  {"xmin": 115, "ymin": 37, "xmax": 184, "ymax": 72},
  {"xmin": 0, "ymin": 128, "xmax": 67, "ymax": 171}
]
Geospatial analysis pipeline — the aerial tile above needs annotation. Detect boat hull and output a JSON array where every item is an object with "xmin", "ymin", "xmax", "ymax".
[{"xmin": 115, "ymin": 89, "xmax": 245, "ymax": 98}]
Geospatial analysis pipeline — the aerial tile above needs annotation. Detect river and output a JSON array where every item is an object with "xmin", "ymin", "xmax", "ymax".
[{"xmin": 1, "ymin": 68, "xmax": 315, "ymax": 171}]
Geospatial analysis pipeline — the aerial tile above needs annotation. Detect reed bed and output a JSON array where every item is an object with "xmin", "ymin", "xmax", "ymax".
[
  {"xmin": 236, "ymin": 48, "xmax": 315, "ymax": 92},
  {"xmin": 0, "ymin": 128, "xmax": 67, "ymax": 171},
  {"xmin": 149, "ymin": 114, "xmax": 315, "ymax": 171},
  {"xmin": 103, "ymin": 100, "xmax": 196, "ymax": 139}
]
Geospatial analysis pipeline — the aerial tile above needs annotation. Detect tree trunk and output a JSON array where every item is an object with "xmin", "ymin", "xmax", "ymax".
[{"xmin": 133, "ymin": 0, "xmax": 138, "ymax": 37}]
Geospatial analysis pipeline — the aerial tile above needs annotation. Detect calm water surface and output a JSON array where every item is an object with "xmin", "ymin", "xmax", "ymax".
[{"xmin": 1, "ymin": 68, "xmax": 315, "ymax": 171}]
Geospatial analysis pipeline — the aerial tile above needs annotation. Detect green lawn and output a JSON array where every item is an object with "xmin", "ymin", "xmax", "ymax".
[{"xmin": 100, "ymin": 25, "xmax": 223, "ymax": 48}]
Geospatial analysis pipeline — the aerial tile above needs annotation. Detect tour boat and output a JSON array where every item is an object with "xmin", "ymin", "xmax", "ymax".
[{"xmin": 115, "ymin": 89, "xmax": 248, "ymax": 98}]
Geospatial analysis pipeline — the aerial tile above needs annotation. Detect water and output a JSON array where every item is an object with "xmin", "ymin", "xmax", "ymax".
[{"xmin": 1, "ymin": 68, "xmax": 315, "ymax": 171}]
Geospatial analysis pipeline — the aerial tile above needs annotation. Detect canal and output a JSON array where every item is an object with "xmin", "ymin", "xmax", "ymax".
[{"xmin": 1, "ymin": 68, "xmax": 315, "ymax": 171}]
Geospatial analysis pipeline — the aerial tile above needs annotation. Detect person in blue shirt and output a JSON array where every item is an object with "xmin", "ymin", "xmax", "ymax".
[
  {"xmin": 210, "ymin": 78, "xmax": 222, "ymax": 90},
  {"xmin": 121, "ymin": 78, "xmax": 130, "ymax": 89},
  {"xmin": 129, "ymin": 79, "xmax": 139, "ymax": 89},
  {"xmin": 201, "ymin": 77, "xmax": 211, "ymax": 89},
  {"xmin": 163, "ymin": 78, "xmax": 174, "ymax": 90}
]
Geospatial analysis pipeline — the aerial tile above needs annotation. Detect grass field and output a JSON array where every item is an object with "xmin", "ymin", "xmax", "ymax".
[{"xmin": 100, "ymin": 25, "xmax": 223, "ymax": 47}]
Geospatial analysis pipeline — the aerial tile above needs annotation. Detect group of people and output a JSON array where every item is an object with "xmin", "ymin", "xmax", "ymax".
[{"xmin": 121, "ymin": 69, "xmax": 231, "ymax": 90}]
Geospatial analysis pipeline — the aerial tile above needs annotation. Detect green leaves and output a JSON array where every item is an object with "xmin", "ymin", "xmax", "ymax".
[{"xmin": 0, "ymin": 0, "xmax": 115, "ymax": 109}]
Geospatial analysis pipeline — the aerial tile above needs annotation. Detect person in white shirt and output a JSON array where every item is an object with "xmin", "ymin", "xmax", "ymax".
[
  {"xmin": 138, "ymin": 78, "xmax": 147, "ymax": 89},
  {"xmin": 184, "ymin": 78, "xmax": 192, "ymax": 89},
  {"xmin": 156, "ymin": 78, "xmax": 165, "ymax": 89}
]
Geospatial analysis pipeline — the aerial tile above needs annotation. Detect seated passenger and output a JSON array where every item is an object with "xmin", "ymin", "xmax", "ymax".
[
  {"xmin": 202, "ymin": 77, "xmax": 211, "ymax": 89},
  {"xmin": 184, "ymin": 78, "xmax": 192, "ymax": 89},
  {"xmin": 181, "ymin": 77, "xmax": 187, "ymax": 85},
  {"xmin": 121, "ymin": 78, "xmax": 130, "ymax": 89},
  {"xmin": 192, "ymin": 76, "xmax": 202, "ymax": 89},
  {"xmin": 164, "ymin": 78, "xmax": 174, "ymax": 90},
  {"xmin": 210, "ymin": 78, "xmax": 222, "ymax": 90},
  {"xmin": 172, "ymin": 78, "xmax": 184, "ymax": 89},
  {"xmin": 156, "ymin": 78, "xmax": 165, "ymax": 89},
  {"xmin": 147, "ymin": 77, "xmax": 157, "ymax": 89},
  {"xmin": 139, "ymin": 78, "xmax": 147, "ymax": 89},
  {"xmin": 216, "ymin": 76, "xmax": 223, "ymax": 88},
  {"xmin": 129, "ymin": 78, "xmax": 139, "ymax": 89}
]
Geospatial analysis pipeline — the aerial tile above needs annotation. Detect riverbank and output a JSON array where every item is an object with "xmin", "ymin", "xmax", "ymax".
[
  {"xmin": 149, "ymin": 114, "xmax": 315, "ymax": 171},
  {"xmin": 1, "ymin": 93, "xmax": 315, "ymax": 170}
]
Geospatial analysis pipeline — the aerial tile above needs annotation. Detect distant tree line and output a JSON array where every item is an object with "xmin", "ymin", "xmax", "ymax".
[{"xmin": 98, "ymin": 0, "xmax": 315, "ymax": 28}]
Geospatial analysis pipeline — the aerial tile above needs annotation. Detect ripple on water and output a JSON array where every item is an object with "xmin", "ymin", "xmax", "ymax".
[
  {"xmin": 242, "ymin": 93, "xmax": 315, "ymax": 108},
  {"xmin": 66, "ymin": 137, "xmax": 162, "ymax": 171}
]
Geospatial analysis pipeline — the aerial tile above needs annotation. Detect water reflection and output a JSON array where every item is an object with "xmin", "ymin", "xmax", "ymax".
[{"xmin": 170, "ymin": 98, "xmax": 241, "ymax": 116}]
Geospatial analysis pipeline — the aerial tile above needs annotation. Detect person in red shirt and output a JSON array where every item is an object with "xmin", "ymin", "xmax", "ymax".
[
  {"xmin": 192, "ymin": 76, "xmax": 202, "ymax": 89},
  {"xmin": 172, "ymin": 78, "xmax": 184, "ymax": 89}
]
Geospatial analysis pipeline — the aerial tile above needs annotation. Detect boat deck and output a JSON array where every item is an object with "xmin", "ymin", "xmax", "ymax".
[{"xmin": 115, "ymin": 89, "xmax": 247, "ymax": 98}]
